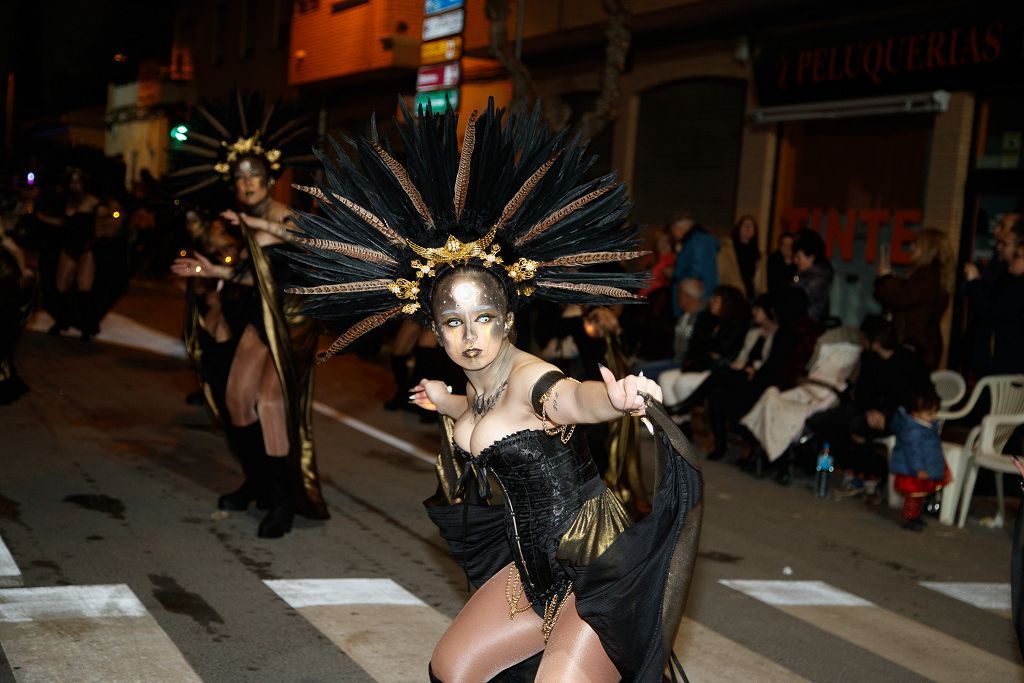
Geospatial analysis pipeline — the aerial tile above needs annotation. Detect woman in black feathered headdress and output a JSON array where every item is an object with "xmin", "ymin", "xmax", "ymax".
[
  {"xmin": 285, "ymin": 100, "xmax": 704, "ymax": 681},
  {"xmin": 169, "ymin": 92, "xmax": 328, "ymax": 539}
]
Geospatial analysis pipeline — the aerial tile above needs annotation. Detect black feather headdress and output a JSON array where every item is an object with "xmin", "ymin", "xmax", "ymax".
[
  {"xmin": 285, "ymin": 100, "xmax": 648, "ymax": 361},
  {"xmin": 168, "ymin": 91, "xmax": 316, "ymax": 197}
]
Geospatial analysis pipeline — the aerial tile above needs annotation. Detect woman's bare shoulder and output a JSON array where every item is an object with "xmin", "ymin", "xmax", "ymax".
[
  {"xmin": 507, "ymin": 351, "xmax": 566, "ymax": 398},
  {"xmin": 267, "ymin": 200, "xmax": 292, "ymax": 222}
]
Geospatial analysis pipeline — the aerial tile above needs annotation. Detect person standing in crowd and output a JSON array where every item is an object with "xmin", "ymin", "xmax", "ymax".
[
  {"xmin": 964, "ymin": 219, "xmax": 1024, "ymax": 374},
  {"xmin": 875, "ymin": 228, "xmax": 953, "ymax": 370},
  {"xmin": 630, "ymin": 228, "xmax": 677, "ymax": 362},
  {"xmin": 791, "ymin": 229, "xmax": 833, "ymax": 324},
  {"xmin": 170, "ymin": 93, "xmax": 328, "ymax": 538},
  {"xmin": 670, "ymin": 209, "xmax": 718, "ymax": 317},
  {"xmin": 767, "ymin": 232, "xmax": 796, "ymax": 301},
  {"xmin": 718, "ymin": 214, "xmax": 762, "ymax": 299}
]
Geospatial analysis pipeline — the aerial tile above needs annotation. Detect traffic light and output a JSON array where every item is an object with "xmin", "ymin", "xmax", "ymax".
[{"xmin": 170, "ymin": 124, "xmax": 189, "ymax": 142}]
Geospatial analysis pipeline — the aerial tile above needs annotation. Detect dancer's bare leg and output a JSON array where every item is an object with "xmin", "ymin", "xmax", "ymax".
[
  {"xmin": 536, "ymin": 593, "xmax": 620, "ymax": 682},
  {"xmin": 76, "ymin": 250, "xmax": 95, "ymax": 291},
  {"xmin": 431, "ymin": 563, "xmax": 545, "ymax": 682},
  {"xmin": 55, "ymin": 252, "xmax": 76, "ymax": 292},
  {"xmin": 225, "ymin": 325, "xmax": 264, "ymax": 427},
  {"xmin": 256, "ymin": 351, "xmax": 289, "ymax": 456}
]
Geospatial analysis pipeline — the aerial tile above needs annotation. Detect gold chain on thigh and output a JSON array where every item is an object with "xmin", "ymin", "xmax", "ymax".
[
  {"xmin": 505, "ymin": 565, "xmax": 533, "ymax": 620},
  {"xmin": 504, "ymin": 565, "xmax": 574, "ymax": 643}
]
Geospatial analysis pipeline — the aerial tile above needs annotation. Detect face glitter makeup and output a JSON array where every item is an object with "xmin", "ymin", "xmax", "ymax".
[{"xmin": 432, "ymin": 268, "xmax": 510, "ymax": 370}]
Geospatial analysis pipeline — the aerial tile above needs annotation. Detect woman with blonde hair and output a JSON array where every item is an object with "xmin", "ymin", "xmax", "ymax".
[
  {"xmin": 875, "ymin": 227, "xmax": 953, "ymax": 369},
  {"xmin": 718, "ymin": 214, "xmax": 763, "ymax": 299}
]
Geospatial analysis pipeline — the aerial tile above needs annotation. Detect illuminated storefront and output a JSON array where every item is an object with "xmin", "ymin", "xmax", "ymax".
[{"xmin": 754, "ymin": 7, "xmax": 1024, "ymax": 364}]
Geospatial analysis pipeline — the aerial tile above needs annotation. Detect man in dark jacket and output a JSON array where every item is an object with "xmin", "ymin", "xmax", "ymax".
[
  {"xmin": 965, "ymin": 220, "xmax": 1024, "ymax": 375},
  {"xmin": 791, "ymin": 229, "xmax": 834, "ymax": 324}
]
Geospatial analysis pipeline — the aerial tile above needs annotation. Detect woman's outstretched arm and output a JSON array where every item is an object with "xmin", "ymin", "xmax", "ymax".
[{"xmin": 537, "ymin": 365, "xmax": 663, "ymax": 425}]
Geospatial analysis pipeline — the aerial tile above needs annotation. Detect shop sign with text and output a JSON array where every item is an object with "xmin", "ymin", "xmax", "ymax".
[
  {"xmin": 756, "ymin": 11, "xmax": 1024, "ymax": 105},
  {"xmin": 420, "ymin": 36, "xmax": 462, "ymax": 65},
  {"xmin": 422, "ymin": 9, "xmax": 464, "ymax": 41},
  {"xmin": 425, "ymin": 0, "xmax": 462, "ymax": 16},
  {"xmin": 780, "ymin": 207, "xmax": 923, "ymax": 265},
  {"xmin": 415, "ymin": 89, "xmax": 459, "ymax": 112},
  {"xmin": 417, "ymin": 62, "xmax": 461, "ymax": 91}
]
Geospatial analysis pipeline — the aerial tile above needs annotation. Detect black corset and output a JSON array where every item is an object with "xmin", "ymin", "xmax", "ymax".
[{"xmin": 457, "ymin": 429, "xmax": 602, "ymax": 606}]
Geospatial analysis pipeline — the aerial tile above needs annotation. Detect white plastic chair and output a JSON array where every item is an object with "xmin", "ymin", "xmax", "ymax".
[
  {"xmin": 931, "ymin": 369, "xmax": 967, "ymax": 424},
  {"xmin": 945, "ymin": 375, "xmax": 1024, "ymax": 528}
]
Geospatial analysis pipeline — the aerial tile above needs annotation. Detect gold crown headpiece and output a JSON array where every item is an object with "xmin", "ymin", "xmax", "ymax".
[
  {"xmin": 212, "ymin": 133, "xmax": 283, "ymax": 178},
  {"xmin": 383, "ymin": 224, "xmax": 539, "ymax": 315}
]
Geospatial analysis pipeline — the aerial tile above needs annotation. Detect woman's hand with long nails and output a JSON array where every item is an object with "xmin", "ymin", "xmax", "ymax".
[
  {"xmin": 599, "ymin": 365, "xmax": 663, "ymax": 414},
  {"xmin": 409, "ymin": 378, "xmax": 450, "ymax": 413}
]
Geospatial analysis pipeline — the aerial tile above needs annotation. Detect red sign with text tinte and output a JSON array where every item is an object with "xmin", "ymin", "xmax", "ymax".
[{"xmin": 781, "ymin": 208, "xmax": 923, "ymax": 265}]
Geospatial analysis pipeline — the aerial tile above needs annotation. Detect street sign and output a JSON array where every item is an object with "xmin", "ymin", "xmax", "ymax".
[
  {"xmin": 416, "ymin": 62, "xmax": 461, "ymax": 92},
  {"xmin": 415, "ymin": 89, "xmax": 459, "ymax": 112},
  {"xmin": 420, "ymin": 36, "xmax": 462, "ymax": 65},
  {"xmin": 422, "ymin": 9, "xmax": 464, "ymax": 41},
  {"xmin": 424, "ymin": 0, "xmax": 463, "ymax": 16}
]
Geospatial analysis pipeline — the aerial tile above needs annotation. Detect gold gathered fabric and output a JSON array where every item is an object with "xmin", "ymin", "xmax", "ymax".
[
  {"xmin": 555, "ymin": 488, "xmax": 633, "ymax": 566},
  {"xmin": 244, "ymin": 228, "xmax": 328, "ymax": 519}
]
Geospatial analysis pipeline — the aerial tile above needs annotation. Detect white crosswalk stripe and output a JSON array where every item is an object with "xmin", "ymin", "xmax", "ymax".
[
  {"xmin": 263, "ymin": 576, "xmax": 814, "ymax": 682},
  {"xmin": 920, "ymin": 581, "xmax": 1012, "ymax": 615},
  {"xmin": 673, "ymin": 617, "xmax": 810, "ymax": 682},
  {"xmin": 0, "ymin": 584, "xmax": 201, "ymax": 682},
  {"xmin": 722, "ymin": 579, "xmax": 1023, "ymax": 682},
  {"xmin": 265, "ymin": 578, "xmax": 449, "ymax": 683},
  {"xmin": 0, "ymin": 535, "xmax": 21, "ymax": 588}
]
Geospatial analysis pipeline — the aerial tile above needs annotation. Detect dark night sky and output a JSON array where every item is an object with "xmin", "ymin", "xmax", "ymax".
[{"xmin": 0, "ymin": 0, "xmax": 176, "ymax": 121}]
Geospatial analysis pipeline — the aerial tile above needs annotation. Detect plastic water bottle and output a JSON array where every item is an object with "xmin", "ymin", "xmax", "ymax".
[{"xmin": 815, "ymin": 442, "xmax": 834, "ymax": 498}]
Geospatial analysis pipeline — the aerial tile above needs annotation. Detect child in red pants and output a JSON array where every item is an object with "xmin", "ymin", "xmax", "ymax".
[{"xmin": 890, "ymin": 385, "xmax": 951, "ymax": 532}]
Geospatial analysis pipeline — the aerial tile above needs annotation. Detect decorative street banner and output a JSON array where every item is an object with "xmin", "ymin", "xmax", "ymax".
[
  {"xmin": 422, "ymin": 9, "xmax": 464, "ymax": 41},
  {"xmin": 416, "ymin": 62, "xmax": 461, "ymax": 91},
  {"xmin": 425, "ymin": 0, "xmax": 463, "ymax": 17},
  {"xmin": 754, "ymin": 10, "xmax": 1024, "ymax": 106},
  {"xmin": 415, "ymin": 89, "xmax": 459, "ymax": 112},
  {"xmin": 420, "ymin": 37, "xmax": 463, "ymax": 65}
]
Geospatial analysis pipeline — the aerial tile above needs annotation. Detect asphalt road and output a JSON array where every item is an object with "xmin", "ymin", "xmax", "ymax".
[{"xmin": 0, "ymin": 280, "xmax": 1020, "ymax": 682}]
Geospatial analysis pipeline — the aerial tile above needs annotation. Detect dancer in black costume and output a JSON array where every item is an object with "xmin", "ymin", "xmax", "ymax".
[
  {"xmin": 170, "ymin": 93, "xmax": 328, "ymax": 537},
  {"xmin": 0, "ymin": 206, "xmax": 32, "ymax": 404},
  {"xmin": 283, "ymin": 101, "xmax": 704, "ymax": 680},
  {"xmin": 45, "ymin": 168, "xmax": 101, "ymax": 339}
]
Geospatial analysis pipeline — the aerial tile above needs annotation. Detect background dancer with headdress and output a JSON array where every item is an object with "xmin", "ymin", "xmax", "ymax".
[
  {"xmin": 170, "ymin": 93, "xmax": 328, "ymax": 538},
  {"xmin": 44, "ymin": 168, "xmax": 101, "ymax": 339},
  {"xmin": 284, "ymin": 101, "xmax": 703, "ymax": 681}
]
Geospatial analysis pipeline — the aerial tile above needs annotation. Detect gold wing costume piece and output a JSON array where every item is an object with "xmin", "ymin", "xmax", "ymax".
[{"xmin": 244, "ymin": 231, "xmax": 327, "ymax": 519}]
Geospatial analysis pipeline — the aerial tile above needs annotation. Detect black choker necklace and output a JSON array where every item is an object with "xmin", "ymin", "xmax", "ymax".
[{"xmin": 471, "ymin": 379, "xmax": 508, "ymax": 418}]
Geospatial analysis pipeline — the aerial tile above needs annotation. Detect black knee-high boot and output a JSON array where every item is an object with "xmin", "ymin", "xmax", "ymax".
[
  {"xmin": 219, "ymin": 422, "xmax": 268, "ymax": 511},
  {"xmin": 48, "ymin": 291, "xmax": 71, "ymax": 334},
  {"xmin": 428, "ymin": 663, "xmax": 442, "ymax": 682},
  {"xmin": 77, "ymin": 289, "xmax": 99, "ymax": 340},
  {"xmin": 258, "ymin": 455, "xmax": 293, "ymax": 538}
]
